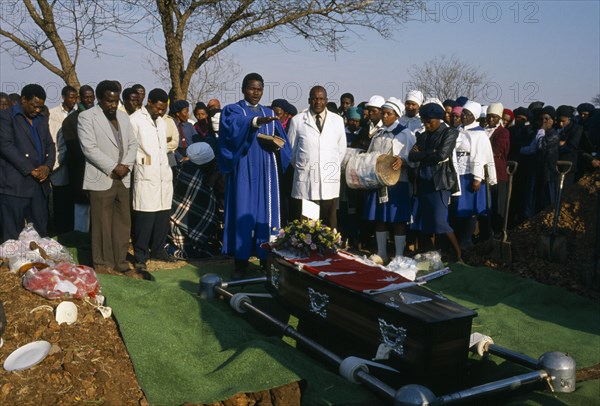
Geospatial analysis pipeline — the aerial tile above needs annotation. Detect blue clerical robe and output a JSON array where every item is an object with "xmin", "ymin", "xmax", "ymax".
[{"xmin": 218, "ymin": 100, "xmax": 292, "ymax": 260}]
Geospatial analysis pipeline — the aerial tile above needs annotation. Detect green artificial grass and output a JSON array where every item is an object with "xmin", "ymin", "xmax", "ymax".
[
  {"xmin": 427, "ymin": 263, "xmax": 600, "ymax": 405},
  {"xmin": 97, "ymin": 263, "xmax": 376, "ymax": 406},
  {"xmin": 96, "ymin": 258, "xmax": 600, "ymax": 406}
]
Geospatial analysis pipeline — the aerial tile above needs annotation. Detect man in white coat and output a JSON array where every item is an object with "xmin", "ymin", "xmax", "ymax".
[
  {"xmin": 78, "ymin": 80, "xmax": 137, "ymax": 274},
  {"xmin": 287, "ymin": 85, "xmax": 346, "ymax": 229},
  {"xmin": 129, "ymin": 88, "xmax": 174, "ymax": 270}
]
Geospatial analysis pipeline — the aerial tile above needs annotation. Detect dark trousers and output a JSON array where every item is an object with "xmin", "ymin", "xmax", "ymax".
[
  {"xmin": 89, "ymin": 180, "xmax": 131, "ymax": 272},
  {"xmin": 132, "ymin": 209, "xmax": 170, "ymax": 264},
  {"xmin": 289, "ymin": 197, "xmax": 339, "ymax": 229},
  {"xmin": 0, "ymin": 188, "xmax": 48, "ymax": 242},
  {"xmin": 50, "ymin": 184, "xmax": 74, "ymax": 235}
]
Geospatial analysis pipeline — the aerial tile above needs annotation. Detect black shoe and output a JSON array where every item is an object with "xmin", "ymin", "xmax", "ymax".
[{"xmin": 152, "ymin": 251, "xmax": 177, "ymax": 262}]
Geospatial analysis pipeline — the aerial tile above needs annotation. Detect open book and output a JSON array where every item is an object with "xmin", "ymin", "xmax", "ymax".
[{"xmin": 257, "ymin": 133, "xmax": 286, "ymax": 151}]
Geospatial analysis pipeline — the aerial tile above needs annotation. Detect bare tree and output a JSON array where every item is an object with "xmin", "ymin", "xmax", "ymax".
[
  {"xmin": 408, "ymin": 55, "xmax": 489, "ymax": 101},
  {"xmin": 0, "ymin": 0, "xmax": 140, "ymax": 88},
  {"xmin": 125, "ymin": 0, "xmax": 425, "ymax": 100},
  {"xmin": 592, "ymin": 94, "xmax": 600, "ymax": 106},
  {"xmin": 148, "ymin": 52, "xmax": 242, "ymax": 103}
]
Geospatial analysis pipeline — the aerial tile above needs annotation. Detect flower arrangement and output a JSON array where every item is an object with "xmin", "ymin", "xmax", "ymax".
[{"xmin": 271, "ymin": 219, "xmax": 343, "ymax": 257}]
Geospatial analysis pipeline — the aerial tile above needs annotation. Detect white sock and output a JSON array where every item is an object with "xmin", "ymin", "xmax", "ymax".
[
  {"xmin": 394, "ymin": 235, "xmax": 406, "ymax": 257},
  {"xmin": 376, "ymin": 231, "xmax": 388, "ymax": 259}
]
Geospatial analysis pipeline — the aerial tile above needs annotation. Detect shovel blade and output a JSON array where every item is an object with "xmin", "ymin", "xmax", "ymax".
[
  {"xmin": 537, "ymin": 235, "xmax": 568, "ymax": 263},
  {"xmin": 492, "ymin": 239, "xmax": 512, "ymax": 264}
]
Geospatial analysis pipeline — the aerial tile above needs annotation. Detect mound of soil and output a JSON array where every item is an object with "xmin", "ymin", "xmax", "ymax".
[{"xmin": 466, "ymin": 171, "xmax": 600, "ymax": 303}]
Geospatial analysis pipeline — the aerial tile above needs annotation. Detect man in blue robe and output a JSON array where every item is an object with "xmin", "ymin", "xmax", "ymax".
[{"xmin": 218, "ymin": 73, "xmax": 292, "ymax": 279}]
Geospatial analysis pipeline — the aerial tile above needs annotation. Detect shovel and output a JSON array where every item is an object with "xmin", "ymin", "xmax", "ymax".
[
  {"xmin": 492, "ymin": 161, "xmax": 518, "ymax": 264},
  {"xmin": 536, "ymin": 161, "xmax": 572, "ymax": 263}
]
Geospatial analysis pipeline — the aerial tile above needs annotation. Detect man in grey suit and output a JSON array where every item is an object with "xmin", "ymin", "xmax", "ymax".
[{"xmin": 78, "ymin": 80, "xmax": 137, "ymax": 274}]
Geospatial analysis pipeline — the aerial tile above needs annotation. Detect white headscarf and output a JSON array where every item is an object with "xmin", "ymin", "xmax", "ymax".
[
  {"xmin": 405, "ymin": 90, "xmax": 424, "ymax": 106},
  {"xmin": 463, "ymin": 101, "xmax": 482, "ymax": 120},
  {"xmin": 366, "ymin": 95, "xmax": 385, "ymax": 109},
  {"xmin": 382, "ymin": 97, "xmax": 404, "ymax": 117}
]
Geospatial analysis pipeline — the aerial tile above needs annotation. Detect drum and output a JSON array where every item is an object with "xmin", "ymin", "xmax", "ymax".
[
  {"xmin": 341, "ymin": 148, "xmax": 361, "ymax": 173},
  {"xmin": 346, "ymin": 153, "xmax": 401, "ymax": 189}
]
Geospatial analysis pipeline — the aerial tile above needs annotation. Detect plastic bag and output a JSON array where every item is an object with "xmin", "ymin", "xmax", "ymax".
[
  {"xmin": 18, "ymin": 223, "xmax": 41, "ymax": 242},
  {"xmin": 413, "ymin": 250, "xmax": 444, "ymax": 272},
  {"xmin": 35, "ymin": 238, "xmax": 74, "ymax": 263},
  {"xmin": 387, "ymin": 256, "xmax": 419, "ymax": 281},
  {"xmin": 22, "ymin": 263, "xmax": 100, "ymax": 300},
  {"xmin": 0, "ymin": 223, "xmax": 74, "ymax": 269}
]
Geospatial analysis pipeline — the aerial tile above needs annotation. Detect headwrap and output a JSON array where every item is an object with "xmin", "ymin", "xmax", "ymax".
[
  {"xmin": 382, "ymin": 97, "xmax": 404, "ymax": 117},
  {"xmin": 455, "ymin": 96, "xmax": 469, "ymax": 107},
  {"xmin": 271, "ymin": 98, "xmax": 287, "ymax": 110},
  {"xmin": 443, "ymin": 99, "xmax": 457, "ymax": 108},
  {"xmin": 451, "ymin": 106, "xmax": 463, "ymax": 116},
  {"xmin": 528, "ymin": 101, "xmax": 545, "ymax": 111},
  {"xmin": 286, "ymin": 103, "xmax": 298, "ymax": 116},
  {"xmin": 419, "ymin": 103, "xmax": 445, "ymax": 120},
  {"xmin": 503, "ymin": 108, "xmax": 514, "ymax": 120},
  {"xmin": 365, "ymin": 95, "xmax": 385, "ymax": 109},
  {"xmin": 576, "ymin": 103, "xmax": 595, "ymax": 114},
  {"xmin": 513, "ymin": 107, "xmax": 530, "ymax": 120},
  {"xmin": 487, "ymin": 102, "xmax": 504, "ymax": 117},
  {"xmin": 463, "ymin": 101, "xmax": 482, "ymax": 119},
  {"xmin": 346, "ymin": 107, "xmax": 361, "ymax": 120},
  {"xmin": 556, "ymin": 105, "xmax": 575, "ymax": 118},
  {"xmin": 405, "ymin": 90, "xmax": 424, "ymax": 106},
  {"xmin": 171, "ymin": 100, "xmax": 189, "ymax": 114},
  {"xmin": 541, "ymin": 105, "xmax": 556, "ymax": 120},
  {"xmin": 272, "ymin": 98, "xmax": 296, "ymax": 115},
  {"xmin": 423, "ymin": 97, "xmax": 444, "ymax": 108},
  {"xmin": 187, "ymin": 142, "xmax": 215, "ymax": 165}
]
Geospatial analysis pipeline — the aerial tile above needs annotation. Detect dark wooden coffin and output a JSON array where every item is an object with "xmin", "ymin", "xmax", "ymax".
[{"xmin": 266, "ymin": 252, "xmax": 476, "ymax": 391}]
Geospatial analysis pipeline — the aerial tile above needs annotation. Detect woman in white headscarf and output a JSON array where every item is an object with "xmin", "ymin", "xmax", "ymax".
[
  {"xmin": 364, "ymin": 97, "xmax": 415, "ymax": 263},
  {"xmin": 453, "ymin": 101, "xmax": 496, "ymax": 248},
  {"xmin": 168, "ymin": 142, "xmax": 222, "ymax": 259}
]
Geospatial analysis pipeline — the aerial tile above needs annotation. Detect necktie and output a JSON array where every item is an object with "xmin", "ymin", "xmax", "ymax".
[{"xmin": 315, "ymin": 114, "xmax": 323, "ymax": 132}]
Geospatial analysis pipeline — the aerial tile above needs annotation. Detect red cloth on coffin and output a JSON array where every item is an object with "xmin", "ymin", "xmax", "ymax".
[{"xmin": 286, "ymin": 251, "xmax": 412, "ymax": 293}]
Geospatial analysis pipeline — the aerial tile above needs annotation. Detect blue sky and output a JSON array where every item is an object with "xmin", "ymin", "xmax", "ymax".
[{"xmin": 1, "ymin": 1, "xmax": 598, "ymax": 110}]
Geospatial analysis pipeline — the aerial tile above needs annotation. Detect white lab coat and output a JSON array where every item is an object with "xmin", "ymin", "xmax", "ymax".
[
  {"xmin": 288, "ymin": 110, "xmax": 347, "ymax": 200},
  {"xmin": 129, "ymin": 106, "xmax": 173, "ymax": 211}
]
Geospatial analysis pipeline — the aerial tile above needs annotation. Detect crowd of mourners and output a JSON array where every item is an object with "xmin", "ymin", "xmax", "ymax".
[{"xmin": 0, "ymin": 73, "xmax": 598, "ymax": 279}]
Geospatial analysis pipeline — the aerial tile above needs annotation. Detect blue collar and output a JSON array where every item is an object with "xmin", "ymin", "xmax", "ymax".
[{"xmin": 12, "ymin": 103, "xmax": 41, "ymax": 124}]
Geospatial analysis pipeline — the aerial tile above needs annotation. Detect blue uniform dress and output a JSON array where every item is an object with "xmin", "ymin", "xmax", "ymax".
[
  {"xmin": 413, "ymin": 173, "xmax": 453, "ymax": 234},
  {"xmin": 218, "ymin": 100, "xmax": 292, "ymax": 261},
  {"xmin": 363, "ymin": 122, "xmax": 414, "ymax": 223},
  {"xmin": 409, "ymin": 124, "xmax": 459, "ymax": 234}
]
